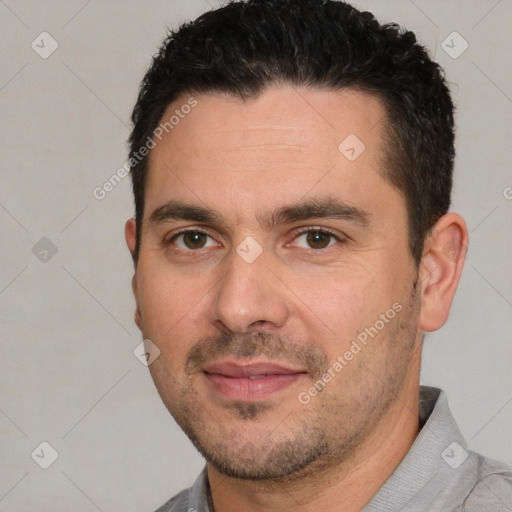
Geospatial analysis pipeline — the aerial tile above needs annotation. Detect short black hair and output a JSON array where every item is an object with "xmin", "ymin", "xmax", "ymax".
[{"xmin": 129, "ymin": 0, "xmax": 455, "ymax": 264}]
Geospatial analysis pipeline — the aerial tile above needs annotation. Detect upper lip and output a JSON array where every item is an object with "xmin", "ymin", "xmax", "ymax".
[{"xmin": 202, "ymin": 360, "xmax": 306, "ymax": 378}]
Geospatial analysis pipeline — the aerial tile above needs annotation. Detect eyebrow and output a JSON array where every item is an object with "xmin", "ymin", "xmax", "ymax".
[
  {"xmin": 266, "ymin": 198, "xmax": 371, "ymax": 227},
  {"xmin": 148, "ymin": 198, "xmax": 371, "ymax": 228},
  {"xmin": 149, "ymin": 201, "xmax": 217, "ymax": 224}
]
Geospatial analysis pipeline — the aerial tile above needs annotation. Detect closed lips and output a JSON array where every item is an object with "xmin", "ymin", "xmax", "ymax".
[{"xmin": 202, "ymin": 361, "xmax": 306, "ymax": 378}]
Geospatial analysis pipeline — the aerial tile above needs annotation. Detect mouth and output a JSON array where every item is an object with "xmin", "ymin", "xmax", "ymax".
[{"xmin": 202, "ymin": 360, "xmax": 308, "ymax": 401}]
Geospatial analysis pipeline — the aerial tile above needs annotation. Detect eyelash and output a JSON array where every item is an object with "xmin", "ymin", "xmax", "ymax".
[
  {"xmin": 292, "ymin": 227, "xmax": 344, "ymax": 249},
  {"xmin": 166, "ymin": 228, "xmax": 218, "ymax": 250},
  {"xmin": 165, "ymin": 227, "xmax": 345, "ymax": 252}
]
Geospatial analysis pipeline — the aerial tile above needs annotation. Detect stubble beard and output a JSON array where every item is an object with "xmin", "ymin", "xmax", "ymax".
[{"xmin": 153, "ymin": 280, "xmax": 421, "ymax": 483}]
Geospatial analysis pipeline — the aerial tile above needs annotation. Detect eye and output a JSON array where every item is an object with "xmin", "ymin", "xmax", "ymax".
[
  {"xmin": 170, "ymin": 230, "xmax": 218, "ymax": 250},
  {"xmin": 294, "ymin": 229, "xmax": 339, "ymax": 250}
]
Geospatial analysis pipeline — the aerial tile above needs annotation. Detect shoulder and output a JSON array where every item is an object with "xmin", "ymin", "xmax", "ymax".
[
  {"xmin": 154, "ymin": 488, "xmax": 189, "ymax": 512},
  {"xmin": 461, "ymin": 452, "xmax": 512, "ymax": 511},
  {"xmin": 153, "ymin": 467, "xmax": 209, "ymax": 512}
]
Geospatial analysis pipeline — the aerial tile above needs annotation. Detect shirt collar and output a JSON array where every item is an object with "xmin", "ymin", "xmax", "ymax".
[
  {"xmin": 363, "ymin": 386, "xmax": 466, "ymax": 510},
  {"xmin": 184, "ymin": 386, "xmax": 461, "ymax": 512}
]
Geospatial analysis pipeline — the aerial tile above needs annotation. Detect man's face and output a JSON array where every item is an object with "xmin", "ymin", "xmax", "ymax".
[{"xmin": 127, "ymin": 86, "xmax": 423, "ymax": 480}]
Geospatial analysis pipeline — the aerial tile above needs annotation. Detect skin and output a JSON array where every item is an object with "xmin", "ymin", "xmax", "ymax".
[{"xmin": 125, "ymin": 86, "xmax": 468, "ymax": 511}]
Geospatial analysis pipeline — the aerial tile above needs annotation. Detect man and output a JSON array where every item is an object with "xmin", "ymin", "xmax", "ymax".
[{"xmin": 125, "ymin": 0, "xmax": 512, "ymax": 510}]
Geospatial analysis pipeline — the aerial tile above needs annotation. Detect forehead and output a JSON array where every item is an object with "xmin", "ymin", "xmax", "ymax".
[
  {"xmin": 144, "ymin": 86, "xmax": 399, "ymax": 223},
  {"xmin": 152, "ymin": 86, "xmax": 385, "ymax": 154}
]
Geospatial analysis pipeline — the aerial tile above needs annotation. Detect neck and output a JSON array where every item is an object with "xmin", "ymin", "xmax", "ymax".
[{"xmin": 207, "ymin": 378, "xmax": 420, "ymax": 512}]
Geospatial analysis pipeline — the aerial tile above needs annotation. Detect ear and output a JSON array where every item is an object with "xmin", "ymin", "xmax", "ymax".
[
  {"xmin": 125, "ymin": 218, "xmax": 137, "ymax": 262},
  {"xmin": 125, "ymin": 218, "xmax": 143, "ymax": 330},
  {"xmin": 418, "ymin": 213, "xmax": 468, "ymax": 332}
]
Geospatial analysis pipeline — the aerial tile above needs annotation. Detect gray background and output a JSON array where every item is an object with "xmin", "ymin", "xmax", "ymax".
[{"xmin": 0, "ymin": 0, "xmax": 511, "ymax": 510}]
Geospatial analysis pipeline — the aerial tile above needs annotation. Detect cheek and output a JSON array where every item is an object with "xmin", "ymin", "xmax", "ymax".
[
  {"xmin": 136, "ymin": 265, "xmax": 205, "ymax": 340},
  {"xmin": 137, "ymin": 270, "xmax": 209, "ymax": 382},
  {"xmin": 291, "ymin": 272, "xmax": 388, "ymax": 347}
]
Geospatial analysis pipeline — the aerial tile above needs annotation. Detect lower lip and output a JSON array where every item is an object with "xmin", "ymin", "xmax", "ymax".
[{"xmin": 204, "ymin": 372, "xmax": 305, "ymax": 401}]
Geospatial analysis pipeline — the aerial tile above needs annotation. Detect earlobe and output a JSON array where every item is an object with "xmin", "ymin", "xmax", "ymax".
[
  {"xmin": 418, "ymin": 213, "xmax": 468, "ymax": 332},
  {"xmin": 133, "ymin": 285, "xmax": 143, "ymax": 331}
]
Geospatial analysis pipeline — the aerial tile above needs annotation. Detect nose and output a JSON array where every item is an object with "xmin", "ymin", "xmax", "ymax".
[{"xmin": 207, "ymin": 243, "xmax": 290, "ymax": 334}]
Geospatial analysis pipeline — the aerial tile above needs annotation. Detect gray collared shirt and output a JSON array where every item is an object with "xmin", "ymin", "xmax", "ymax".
[{"xmin": 155, "ymin": 386, "xmax": 512, "ymax": 511}]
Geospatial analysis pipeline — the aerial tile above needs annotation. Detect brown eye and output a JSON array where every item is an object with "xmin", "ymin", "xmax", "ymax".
[
  {"xmin": 294, "ymin": 230, "xmax": 338, "ymax": 250},
  {"xmin": 306, "ymin": 231, "xmax": 332, "ymax": 249},
  {"xmin": 183, "ymin": 232, "xmax": 207, "ymax": 249},
  {"xmin": 172, "ymin": 231, "xmax": 215, "ymax": 250}
]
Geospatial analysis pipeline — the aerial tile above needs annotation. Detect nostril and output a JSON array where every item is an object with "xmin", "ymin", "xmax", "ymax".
[{"xmin": 249, "ymin": 320, "xmax": 266, "ymax": 328}]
